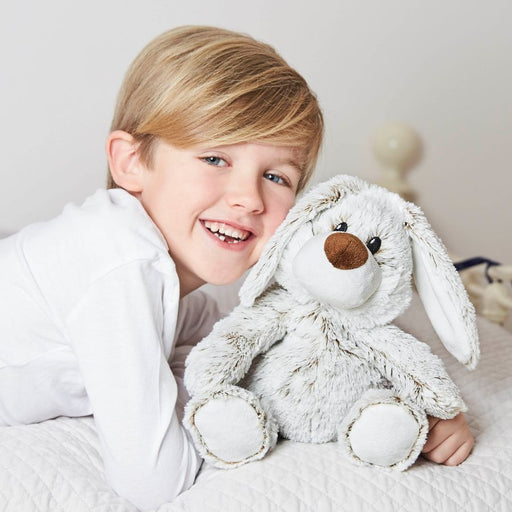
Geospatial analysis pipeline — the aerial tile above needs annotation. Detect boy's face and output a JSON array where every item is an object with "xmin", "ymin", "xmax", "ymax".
[{"xmin": 137, "ymin": 140, "xmax": 302, "ymax": 296}]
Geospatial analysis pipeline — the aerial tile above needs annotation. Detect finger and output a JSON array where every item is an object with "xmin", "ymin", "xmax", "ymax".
[
  {"xmin": 444, "ymin": 439, "xmax": 474, "ymax": 466},
  {"xmin": 422, "ymin": 432, "xmax": 460, "ymax": 463},
  {"xmin": 423, "ymin": 413, "xmax": 466, "ymax": 454},
  {"xmin": 422, "ymin": 422, "xmax": 450, "ymax": 453},
  {"xmin": 422, "ymin": 436, "xmax": 442, "ymax": 454},
  {"xmin": 427, "ymin": 415, "xmax": 441, "ymax": 430}
]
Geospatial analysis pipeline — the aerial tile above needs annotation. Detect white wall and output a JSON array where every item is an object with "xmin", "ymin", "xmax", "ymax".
[{"xmin": 1, "ymin": 0, "xmax": 511, "ymax": 262}]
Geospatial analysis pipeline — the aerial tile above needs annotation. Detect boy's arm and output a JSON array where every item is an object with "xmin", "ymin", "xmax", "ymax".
[
  {"xmin": 65, "ymin": 260, "xmax": 199, "ymax": 511},
  {"xmin": 170, "ymin": 290, "xmax": 224, "ymax": 419}
]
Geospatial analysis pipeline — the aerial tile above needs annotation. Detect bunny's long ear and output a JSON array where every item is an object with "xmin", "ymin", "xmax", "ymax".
[
  {"xmin": 239, "ymin": 174, "xmax": 366, "ymax": 307},
  {"xmin": 405, "ymin": 203, "xmax": 479, "ymax": 369}
]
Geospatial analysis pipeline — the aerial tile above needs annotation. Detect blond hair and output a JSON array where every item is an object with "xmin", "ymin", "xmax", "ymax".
[{"xmin": 107, "ymin": 26, "xmax": 323, "ymax": 191}]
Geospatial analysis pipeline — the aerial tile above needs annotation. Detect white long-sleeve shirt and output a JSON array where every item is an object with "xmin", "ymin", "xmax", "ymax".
[{"xmin": 0, "ymin": 189, "xmax": 222, "ymax": 510}]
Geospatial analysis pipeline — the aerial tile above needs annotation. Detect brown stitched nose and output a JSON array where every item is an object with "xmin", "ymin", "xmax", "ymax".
[{"xmin": 324, "ymin": 232, "xmax": 368, "ymax": 270}]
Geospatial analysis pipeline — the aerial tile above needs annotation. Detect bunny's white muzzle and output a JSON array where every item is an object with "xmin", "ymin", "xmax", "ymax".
[{"xmin": 292, "ymin": 232, "xmax": 382, "ymax": 309}]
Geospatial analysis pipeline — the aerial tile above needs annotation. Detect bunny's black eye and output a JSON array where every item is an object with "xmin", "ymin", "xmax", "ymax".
[
  {"xmin": 367, "ymin": 237, "xmax": 381, "ymax": 254},
  {"xmin": 334, "ymin": 222, "xmax": 348, "ymax": 232}
]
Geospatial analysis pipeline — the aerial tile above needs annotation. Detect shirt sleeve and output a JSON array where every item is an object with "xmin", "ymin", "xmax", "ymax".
[
  {"xmin": 65, "ymin": 259, "xmax": 201, "ymax": 511},
  {"xmin": 170, "ymin": 290, "xmax": 223, "ymax": 419}
]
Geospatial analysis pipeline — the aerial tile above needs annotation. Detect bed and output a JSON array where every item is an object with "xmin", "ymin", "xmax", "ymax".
[{"xmin": 1, "ymin": 292, "xmax": 511, "ymax": 512}]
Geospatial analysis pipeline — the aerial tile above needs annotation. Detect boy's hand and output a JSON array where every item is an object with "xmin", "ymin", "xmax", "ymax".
[{"xmin": 422, "ymin": 413, "xmax": 474, "ymax": 466}]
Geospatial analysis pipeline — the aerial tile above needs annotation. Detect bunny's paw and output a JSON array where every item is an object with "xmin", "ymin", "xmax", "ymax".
[
  {"xmin": 184, "ymin": 385, "xmax": 278, "ymax": 468},
  {"xmin": 339, "ymin": 389, "xmax": 429, "ymax": 471}
]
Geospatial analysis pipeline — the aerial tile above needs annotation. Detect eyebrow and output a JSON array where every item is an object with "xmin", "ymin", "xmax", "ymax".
[{"xmin": 282, "ymin": 158, "xmax": 304, "ymax": 175}]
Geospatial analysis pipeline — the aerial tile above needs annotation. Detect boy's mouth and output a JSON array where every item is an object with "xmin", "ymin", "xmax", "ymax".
[{"xmin": 202, "ymin": 220, "xmax": 252, "ymax": 244}]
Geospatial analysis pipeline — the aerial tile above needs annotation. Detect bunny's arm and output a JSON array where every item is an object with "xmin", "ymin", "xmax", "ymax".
[
  {"xmin": 354, "ymin": 325, "xmax": 466, "ymax": 419},
  {"xmin": 184, "ymin": 287, "xmax": 288, "ymax": 397}
]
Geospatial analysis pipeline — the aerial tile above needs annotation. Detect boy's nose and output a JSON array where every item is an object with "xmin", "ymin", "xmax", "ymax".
[{"xmin": 225, "ymin": 175, "xmax": 265, "ymax": 214}]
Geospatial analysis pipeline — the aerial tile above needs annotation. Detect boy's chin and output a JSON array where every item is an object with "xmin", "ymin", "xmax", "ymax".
[
  {"xmin": 207, "ymin": 275, "xmax": 243, "ymax": 287},
  {"xmin": 203, "ymin": 267, "xmax": 250, "ymax": 288}
]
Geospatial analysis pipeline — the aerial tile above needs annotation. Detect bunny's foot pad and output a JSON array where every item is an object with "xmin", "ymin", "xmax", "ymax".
[
  {"xmin": 184, "ymin": 385, "xmax": 278, "ymax": 468},
  {"xmin": 340, "ymin": 389, "xmax": 429, "ymax": 471}
]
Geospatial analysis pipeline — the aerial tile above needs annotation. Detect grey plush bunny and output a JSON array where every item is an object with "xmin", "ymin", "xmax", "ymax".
[{"xmin": 184, "ymin": 174, "xmax": 479, "ymax": 471}]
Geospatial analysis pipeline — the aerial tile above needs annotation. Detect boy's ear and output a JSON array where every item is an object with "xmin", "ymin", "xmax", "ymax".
[{"xmin": 106, "ymin": 130, "xmax": 144, "ymax": 192}]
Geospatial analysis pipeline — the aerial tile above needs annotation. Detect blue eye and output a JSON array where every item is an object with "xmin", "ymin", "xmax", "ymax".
[
  {"xmin": 264, "ymin": 173, "xmax": 288, "ymax": 186},
  {"xmin": 202, "ymin": 156, "xmax": 227, "ymax": 167}
]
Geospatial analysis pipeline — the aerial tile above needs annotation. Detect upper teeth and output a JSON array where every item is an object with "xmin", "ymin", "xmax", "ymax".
[{"xmin": 204, "ymin": 221, "xmax": 250, "ymax": 241}]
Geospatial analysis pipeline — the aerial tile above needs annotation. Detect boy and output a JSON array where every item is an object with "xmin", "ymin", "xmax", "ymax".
[{"xmin": 0, "ymin": 26, "xmax": 472, "ymax": 510}]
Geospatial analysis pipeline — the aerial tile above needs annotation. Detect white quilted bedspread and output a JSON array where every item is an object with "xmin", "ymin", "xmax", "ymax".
[{"xmin": 1, "ymin": 295, "xmax": 511, "ymax": 512}]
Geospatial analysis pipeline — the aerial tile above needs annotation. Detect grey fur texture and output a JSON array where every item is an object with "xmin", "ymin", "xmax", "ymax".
[{"xmin": 184, "ymin": 174, "xmax": 479, "ymax": 470}]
